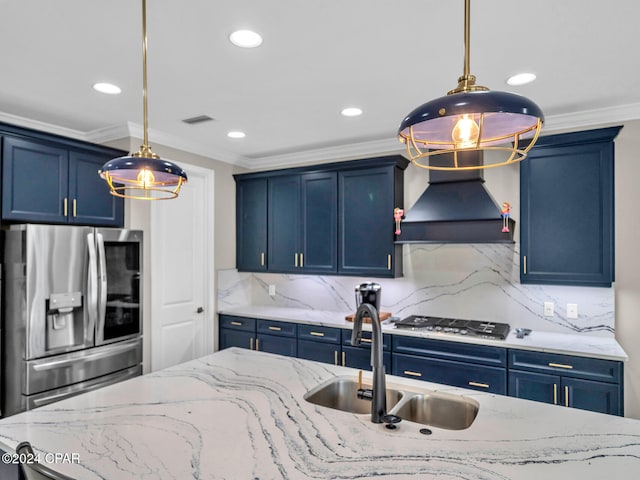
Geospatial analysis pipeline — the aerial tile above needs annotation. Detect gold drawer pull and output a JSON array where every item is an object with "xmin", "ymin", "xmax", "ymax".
[
  {"xmin": 309, "ymin": 331, "xmax": 325, "ymax": 337},
  {"xmin": 468, "ymin": 381, "xmax": 489, "ymax": 389},
  {"xmin": 63, "ymin": 198, "xmax": 68, "ymax": 217},
  {"xmin": 341, "ymin": 351, "xmax": 346, "ymax": 366},
  {"xmin": 553, "ymin": 383, "xmax": 558, "ymax": 405},
  {"xmin": 230, "ymin": 321, "xmax": 243, "ymax": 326},
  {"xmin": 334, "ymin": 350, "xmax": 338, "ymax": 365},
  {"xmin": 250, "ymin": 337, "xmax": 254, "ymax": 350},
  {"xmin": 73, "ymin": 199, "xmax": 77, "ymax": 217},
  {"xmin": 360, "ymin": 338, "xmax": 372, "ymax": 344},
  {"xmin": 523, "ymin": 255, "xmax": 527, "ymax": 274},
  {"xmin": 403, "ymin": 370, "xmax": 422, "ymax": 377},
  {"xmin": 548, "ymin": 362, "xmax": 573, "ymax": 369},
  {"xmin": 565, "ymin": 385, "xmax": 569, "ymax": 407},
  {"xmin": 295, "ymin": 253, "xmax": 299, "ymax": 267},
  {"xmin": 387, "ymin": 254, "xmax": 391, "ymax": 270},
  {"xmin": 255, "ymin": 339, "xmax": 260, "ymax": 351},
  {"xmin": 300, "ymin": 253, "xmax": 304, "ymax": 268},
  {"xmin": 268, "ymin": 326, "xmax": 282, "ymax": 331},
  {"xmin": 260, "ymin": 252, "xmax": 265, "ymax": 266}
]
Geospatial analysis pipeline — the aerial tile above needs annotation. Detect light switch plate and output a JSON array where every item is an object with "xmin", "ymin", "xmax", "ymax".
[
  {"xmin": 268, "ymin": 284, "xmax": 276, "ymax": 297},
  {"xmin": 567, "ymin": 303, "xmax": 578, "ymax": 319},
  {"xmin": 543, "ymin": 302, "xmax": 554, "ymax": 317}
]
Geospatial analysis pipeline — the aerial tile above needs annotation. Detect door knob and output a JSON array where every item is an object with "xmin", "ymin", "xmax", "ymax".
[{"xmin": 196, "ymin": 307, "xmax": 204, "ymax": 313}]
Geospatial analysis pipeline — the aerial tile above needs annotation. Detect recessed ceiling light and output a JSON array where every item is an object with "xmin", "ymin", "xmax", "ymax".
[
  {"xmin": 341, "ymin": 107, "xmax": 363, "ymax": 117},
  {"xmin": 506, "ymin": 73, "xmax": 537, "ymax": 86},
  {"xmin": 93, "ymin": 82, "xmax": 122, "ymax": 94},
  {"xmin": 227, "ymin": 131, "xmax": 246, "ymax": 139},
  {"xmin": 229, "ymin": 30, "xmax": 263, "ymax": 48}
]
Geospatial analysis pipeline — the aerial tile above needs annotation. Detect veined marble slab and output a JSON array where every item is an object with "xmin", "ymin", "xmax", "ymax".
[
  {"xmin": 219, "ymin": 243, "xmax": 616, "ymax": 338},
  {"xmin": 218, "ymin": 305, "xmax": 628, "ymax": 361},
  {"xmin": 0, "ymin": 349, "xmax": 637, "ymax": 479}
]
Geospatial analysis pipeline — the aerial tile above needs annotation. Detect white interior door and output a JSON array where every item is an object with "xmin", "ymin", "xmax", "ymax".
[{"xmin": 150, "ymin": 163, "xmax": 214, "ymax": 371}]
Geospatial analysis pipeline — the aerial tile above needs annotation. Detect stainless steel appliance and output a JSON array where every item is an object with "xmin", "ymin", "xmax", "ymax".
[
  {"xmin": 394, "ymin": 315, "xmax": 511, "ymax": 340},
  {"xmin": 1, "ymin": 224, "xmax": 143, "ymax": 417}
]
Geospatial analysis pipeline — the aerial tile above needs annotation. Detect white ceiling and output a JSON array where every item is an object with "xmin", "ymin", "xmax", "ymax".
[{"xmin": 1, "ymin": 0, "xmax": 639, "ymax": 169}]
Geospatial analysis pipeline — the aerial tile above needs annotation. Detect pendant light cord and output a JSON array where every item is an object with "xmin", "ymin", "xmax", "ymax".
[
  {"xmin": 141, "ymin": 0, "xmax": 149, "ymax": 148},
  {"xmin": 463, "ymin": 0, "xmax": 470, "ymax": 78}
]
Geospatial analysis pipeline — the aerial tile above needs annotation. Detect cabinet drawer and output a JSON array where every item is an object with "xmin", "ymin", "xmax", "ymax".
[
  {"xmin": 219, "ymin": 315, "xmax": 256, "ymax": 332},
  {"xmin": 257, "ymin": 319, "xmax": 297, "ymax": 337},
  {"xmin": 256, "ymin": 334, "xmax": 297, "ymax": 357},
  {"xmin": 298, "ymin": 325, "xmax": 341, "ymax": 343},
  {"xmin": 341, "ymin": 330, "xmax": 391, "ymax": 350},
  {"xmin": 508, "ymin": 349, "xmax": 622, "ymax": 384},
  {"xmin": 393, "ymin": 335, "xmax": 507, "ymax": 367},
  {"xmin": 393, "ymin": 353, "xmax": 506, "ymax": 394}
]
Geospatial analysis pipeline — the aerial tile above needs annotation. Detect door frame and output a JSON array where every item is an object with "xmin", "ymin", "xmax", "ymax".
[{"xmin": 150, "ymin": 161, "xmax": 215, "ymax": 371}]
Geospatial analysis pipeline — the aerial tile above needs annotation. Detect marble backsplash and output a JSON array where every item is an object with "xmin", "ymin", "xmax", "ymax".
[{"xmin": 218, "ymin": 244, "xmax": 615, "ymax": 337}]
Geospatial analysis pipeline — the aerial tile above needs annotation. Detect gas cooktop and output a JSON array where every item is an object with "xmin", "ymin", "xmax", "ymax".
[{"xmin": 394, "ymin": 315, "xmax": 511, "ymax": 340}]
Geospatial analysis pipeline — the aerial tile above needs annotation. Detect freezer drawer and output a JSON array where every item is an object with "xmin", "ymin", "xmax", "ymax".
[
  {"xmin": 27, "ymin": 364, "xmax": 142, "ymax": 410},
  {"xmin": 24, "ymin": 337, "xmax": 142, "ymax": 395}
]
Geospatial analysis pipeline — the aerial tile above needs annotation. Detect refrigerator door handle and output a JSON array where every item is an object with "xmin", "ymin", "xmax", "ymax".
[
  {"xmin": 96, "ymin": 232, "xmax": 107, "ymax": 344},
  {"xmin": 86, "ymin": 232, "xmax": 98, "ymax": 344}
]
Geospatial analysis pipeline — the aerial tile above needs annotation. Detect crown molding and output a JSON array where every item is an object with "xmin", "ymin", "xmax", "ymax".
[{"xmin": 3, "ymin": 102, "xmax": 640, "ymax": 171}]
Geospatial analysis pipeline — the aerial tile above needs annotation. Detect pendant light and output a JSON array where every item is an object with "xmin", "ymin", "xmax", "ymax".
[
  {"xmin": 99, "ymin": 0, "xmax": 187, "ymax": 200},
  {"xmin": 398, "ymin": 0, "xmax": 544, "ymax": 171}
]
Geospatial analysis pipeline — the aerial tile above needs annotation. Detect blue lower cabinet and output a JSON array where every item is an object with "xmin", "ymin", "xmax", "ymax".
[
  {"xmin": 298, "ymin": 340, "xmax": 340, "ymax": 365},
  {"xmin": 220, "ymin": 329, "xmax": 254, "ymax": 350},
  {"xmin": 341, "ymin": 345, "xmax": 391, "ymax": 372},
  {"xmin": 393, "ymin": 353, "xmax": 507, "ymax": 395},
  {"xmin": 509, "ymin": 370, "xmax": 560, "ymax": 405},
  {"xmin": 256, "ymin": 334, "xmax": 297, "ymax": 357}
]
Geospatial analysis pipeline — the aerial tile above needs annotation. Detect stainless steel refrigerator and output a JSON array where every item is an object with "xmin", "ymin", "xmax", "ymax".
[{"xmin": 1, "ymin": 224, "xmax": 143, "ymax": 417}]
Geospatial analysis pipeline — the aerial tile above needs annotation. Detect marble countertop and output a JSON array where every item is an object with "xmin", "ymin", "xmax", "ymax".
[
  {"xmin": 0, "ymin": 348, "xmax": 638, "ymax": 479},
  {"xmin": 219, "ymin": 306, "xmax": 629, "ymax": 361}
]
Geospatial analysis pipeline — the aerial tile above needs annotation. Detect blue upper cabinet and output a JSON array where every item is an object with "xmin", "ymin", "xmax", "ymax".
[
  {"xmin": 1, "ymin": 127, "xmax": 124, "ymax": 227},
  {"xmin": 236, "ymin": 177, "xmax": 268, "ymax": 271},
  {"xmin": 234, "ymin": 156, "xmax": 407, "ymax": 278},
  {"xmin": 520, "ymin": 126, "xmax": 622, "ymax": 287}
]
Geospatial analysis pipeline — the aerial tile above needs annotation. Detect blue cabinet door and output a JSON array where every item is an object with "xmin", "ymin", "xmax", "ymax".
[
  {"xmin": 563, "ymin": 377, "xmax": 622, "ymax": 416},
  {"xmin": 268, "ymin": 175, "xmax": 300, "ymax": 272},
  {"xmin": 236, "ymin": 178, "xmax": 268, "ymax": 271},
  {"xmin": 2, "ymin": 136, "xmax": 68, "ymax": 223},
  {"xmin": 257, "ymin": 334, "xmax": 297, "ymax": 357},
  {"xmin": 301, "ymin": 171, "xmax": 337, "ymax": 273},
  {"xmin": 508, "ymin": 370, "xmax": 560, "ymax": 405},
  {"xmin": 69, "ymin": 151, "xmax": 123, "ymax": 227},
  {"xmin": 219, "ymin": 329, "xmax": 254, "ymax": 350},
  {"xmin": 520, "ymin": 127, "xmax": 621, "ymax": 286},
  {"xmin": 338, "ymin": 166, "xmax": 397, "ymax": 277},
  {"xmin": 298, "ymin": 339, "xmax": 339, "ymax": 365}
]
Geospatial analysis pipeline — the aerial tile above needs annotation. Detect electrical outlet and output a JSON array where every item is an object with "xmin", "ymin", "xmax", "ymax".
[
  {"xmin": 268, "ymin": 284, "xmax": 276, "ymax": 297},
  {"xmin": 567, "ymin": 303, "xmax": 578, "ymax": 319},
  {"xmin": 543, "ymin": 301, "xmax": 554, "ymax": 317}
]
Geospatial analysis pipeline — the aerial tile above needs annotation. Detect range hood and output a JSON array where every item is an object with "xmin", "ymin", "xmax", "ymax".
[{"xmin": 396, "ymin": 151, "xmax": 515, "ymax": 243}]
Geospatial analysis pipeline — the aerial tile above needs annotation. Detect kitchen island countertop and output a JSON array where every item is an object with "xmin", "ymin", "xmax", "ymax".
[
  {"xmin": 0, "ymin": 347, "xmax": 638, "ymax": 479},
  {"xmin": 219, "ymin": 305, "xmax": 628, "ymax": 361}
]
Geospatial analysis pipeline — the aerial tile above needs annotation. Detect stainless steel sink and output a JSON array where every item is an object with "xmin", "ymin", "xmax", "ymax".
[
  {"xmin": 304, "ymin": 377, "xmax": 403, "ymax": 414},
  {"xmin": 393, "ymin": 392, "xmax": 479, "ymax": 430},
  {"xmin": 304, "ymin": 376, "xmax": 479, "ymax": 430}
]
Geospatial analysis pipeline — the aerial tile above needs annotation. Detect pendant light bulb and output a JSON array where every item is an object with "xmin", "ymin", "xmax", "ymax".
[
  {"xmin": 451, "ymin": 114, "xmax": 480, "ymax": 148},
  {"xmin": 137, "ymin": 169, "xmax": 155, "ymax": 188}
]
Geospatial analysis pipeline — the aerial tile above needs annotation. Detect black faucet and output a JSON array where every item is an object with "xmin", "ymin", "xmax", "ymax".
[{"xmin": 351, "ymin": 301, "xmax": 387, "ymax": 423}]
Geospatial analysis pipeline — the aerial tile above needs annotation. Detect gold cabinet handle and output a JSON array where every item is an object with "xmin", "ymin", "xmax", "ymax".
[
  {"xmin": 63, "ymin": 197, "xmax": 68, "ymax": 217},
  {"xmin": 548, "ymin": 363, "xmax": 573, "ymax": 369},
  {"xmin": 300, "ymin": 253, "xmax": 304, "ymax": 268},
  {"xmin": 565, "ymin": 385, "xmax": 569, "ymax": 407},
  {"xmin": 268, "ymin": 326, "xmax": 282, "ymax": 331},
  {"xmin": 73, "ymin": 198, "xmax": 77, "ymax": 217},
  {"xmin": 341, "ymin": 351, "xmax": 346, "ymax": 366},
  {"xmin": 360, "ymin": 338, "xmax": 372, "ymax": 344},
  {"xmin": 468, "ymin": 381, "xmax": 490, "ymax": 389},
  {"xmin": 309, "ymin": 331, "xmax": 325, "ymax": 337},
  {"xmin": 255, "ymin": 339, "xmax": 260, "ymax": 351},
  {"xmin": 250, "ymin": 337, "xmax": 254, "ymax": 350},
  {"xmin": 334, "ymin": 350, "xmax": 338, "ymax": 365},
  {"xmin": 261, "ymin": 252, "xmax": 265, "ymax": 266},
  {"xmin": 230, "ymin": 321, "xmax": 243, "ymax": 326},
  {"xmin": 294, "ymin": 253, "xmax": 299, "ymax": 267},
  {"xmin": 403, "ymin": 370, "xmax": 422, "ymax": 377},
  {"xmin": 387, "ymin": 254, "xmax": 392, "ymax": 270},
  {"xmin": 523, "ymin": 255, "xmax": 527, "ymax": 274},
  {"xmin": 553, "ymin": 383, "xmax": 558, "ymax": 405}
]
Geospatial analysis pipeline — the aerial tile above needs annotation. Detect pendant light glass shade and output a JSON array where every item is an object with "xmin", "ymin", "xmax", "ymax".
[
  {"xmin": 99, "ymin": 0, "xmax": 187, "ymax": 200},
  {"xmin": 398, "ymin": 0, "xmax": 544, "ymax": 171}
]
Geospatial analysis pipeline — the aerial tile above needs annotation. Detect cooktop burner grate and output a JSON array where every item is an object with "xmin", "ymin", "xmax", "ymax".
[{"xmin": 394, "ymin": 315, "xmax": 511, "ymax": 340}]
